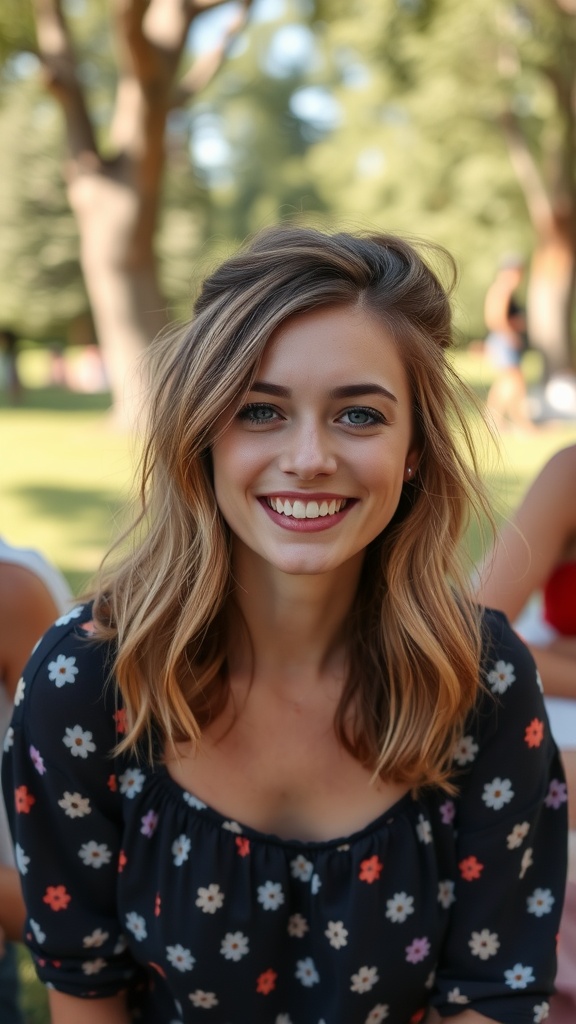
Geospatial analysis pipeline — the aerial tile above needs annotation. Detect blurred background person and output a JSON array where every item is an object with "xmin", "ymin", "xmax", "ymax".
[
  {"xmin": 0, "ymin": 536, "xmax": 72, "ymax": 1024},
  {"xmin": 475, "ymin": 444, "xmax": 576, "ymax": 1024},
  {"xmin": 484, "ymin": 256, "xmax": 535, "ymax": 432}
]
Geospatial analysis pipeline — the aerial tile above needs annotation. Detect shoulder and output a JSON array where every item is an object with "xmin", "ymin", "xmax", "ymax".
[
  {"xmin": 9, "ymin": 601, "xmax": 120, "ymax": 765},
  {"xmin": 0, "ymin": 537, "xmax": 72, "ymax": 613}
]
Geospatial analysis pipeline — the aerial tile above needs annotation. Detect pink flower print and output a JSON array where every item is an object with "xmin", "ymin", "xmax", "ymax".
[
  {"xmin": 545, "ymin": 779, "xmax": 568, "ymax": 809},
  {"xmin": 439, "ymin": 799, "xmax": 455, "ymax": 825},
  {"xmin": 236, "ymin": 836, "xmax": 250, "ymax": 857},
  {"xmin": 405, "ymin": 937, "xmax": 431, "ymax": 964},
  {"xmin": 140, "ymin": 810, "xmax": 159, "ymax": 837},
  {"xmin": 29, "ymin": 745, "xmax": 46, "ymax": 775},
  {"xmin": 154, "ymin": 893, "xmax": 161, "ymax": 917}
]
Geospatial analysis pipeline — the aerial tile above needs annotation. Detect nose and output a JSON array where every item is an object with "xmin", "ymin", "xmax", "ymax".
[{"xmin": 278, "ymin": 419, "xmax": 338, "ymax": 479}]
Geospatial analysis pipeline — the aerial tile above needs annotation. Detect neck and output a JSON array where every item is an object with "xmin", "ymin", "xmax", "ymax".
[{"xmin": 227, "ymin": 548, "xmax": 364, "ymax": 684}]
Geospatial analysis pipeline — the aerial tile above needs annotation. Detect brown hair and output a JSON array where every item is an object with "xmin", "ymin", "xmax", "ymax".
[{"xmin": 94, "ymin": 225, "xmax": 491, "ymax": 790}]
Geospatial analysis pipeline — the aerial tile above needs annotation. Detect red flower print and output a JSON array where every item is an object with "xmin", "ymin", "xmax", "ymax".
[
  {"xmin": 113, "ymin": 709, "xmax": 127, "ymax": 735},
  {"xmin": 43, "ymin": 885, "xmax": 71, "ymax": 911},
  {"xmin": 256, "ymin": 969, "xmax": 277, "ymax": 994},
  {"xmin": 118, "ymin": 850, "xmax": 127, "ymax": 873},
  {"xmin": 236, "ymin": 836, "xmax": 250, "ymax": 857},
  {"xmin": 524, "ymin": 718, "xmax": 544, "ymax": 748},
  {"xmin": 410, "ymin": 1010, "xmax": 426, "ymax": 1023},
  {"xmin": 459, "ymin": 855, "xmax": 484, "ymax": 881},
  {"xmin": 107, "ymin": 774, "xmax": 118, "ymax": 792},
  {"xmin": 359, "ymin": 855, "xmax": 384, "ymax": 883},
  {"xmin": 15, "ymin": 786, "xmax": 35, "ymax": 814},
  {"xmin": 148, "ymin": 961, "xmax": 167, "ymax": 978},
  {"xmin": 154, "ymin": 893, "xmax": 161, "ymax": 917}
]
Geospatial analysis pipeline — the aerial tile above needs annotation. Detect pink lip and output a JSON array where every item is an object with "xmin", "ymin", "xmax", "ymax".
[{"xmin": 258, "ymin": 497, "xmax": 355, "ymax": 532}]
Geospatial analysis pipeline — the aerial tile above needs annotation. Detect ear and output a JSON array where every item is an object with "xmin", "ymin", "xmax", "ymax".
[{"xmin": 403, "ymin": 448, "xmax": 420, "ymax": 483}]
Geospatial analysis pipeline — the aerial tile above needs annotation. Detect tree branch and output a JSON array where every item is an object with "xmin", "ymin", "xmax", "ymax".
[
  {"xmin": 500, "ymin": 109, "xmax": 556, "ymax": 233},
  {"xmin": 172, "ymin": 0, "xmax": 253, "ymax": 106},
  {"xmin": 32, "ymin": 0, "xmax": 99, "ymax": 170}
]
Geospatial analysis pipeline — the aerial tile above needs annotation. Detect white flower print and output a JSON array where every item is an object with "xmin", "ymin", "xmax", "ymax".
[
  {"xmin": 453, "ymin": 734, "xmax": 479, "ymax": 766},
  {"xmin": 125, "ymin": 911, "xmax": 147, "ymax": 941},
  {"xmin": 63, "ymin": 725, "xmax": 96, "ymax": 758},
  {"xmin": 172, "ymin": 834, "xmax": 191, "ymax": 867},
  {"xmin": 14, "ymin": 677, "xmax": 25, "ymax": 706},
  {"xmin": 113, "ymin": 935, "xmax": 128, "ymax": 954},
  {"xmin": 351, "ymin": 966, "xmax": 379, "ymax": 994},
  {"xmin": 290, "ymin": 854, "xmax": 314, "ymax": 881},
  {"xmin": 527, "ymin": 888, "xmax": 555, "ymax": 917},
  {"xmin": 189, "ymin": 990, "xmax": 218, "ymax": 1008},
  {"xmin": 276, "ymin": 1017, "xmax": 293, "ymax": 1024},
  {"xmin": 58, "ymin": 791, "xmax": 91, "ymax": 818},
  {"xmin": 506, "ymin": 821, "xmax": 530, "ymax": 850},
  {"xmin": 30, "ymin": 919, "xmax": 46, "ymax": 944},
  {"xmin": 54, "ymin": 606, "xmax": 83, "ymax": 626},
  {"xmin": 257, "ymin": 880, "xmax": 285, "ymax": 911},
  {"xmin": 15, "ymin": 843, "xmax": 29, "ymax": 876},
  {"xmin": 78, "ymin": 841, "xmax": 113, "ymax": 869},
  {"xmin": 295, "ymin": 957, "xmax": 320, "ymax": 987},
  {"xmin": 166, "ymin": 944, "xmax": 195, "ymax": 972},
  {"xmin": 48, "ymin": 654, "xmax": 79, "ymax": 687},
  {"xmin": 325, "ymin": 920, "xmax": 349, "ymax": 949},
  {"xmin": 182, "ymin": 792, "xmax": 207, "ymax": 810},
  {"xmin": 311, "ymin": 872, "xmax": 322, "ymax": 894},
  {"xmin": 287, "ymin": 913, "xmax": 309, "ymax": 938},
  {"xmin": 482, "ymin": 777, "xmax": 514, "ymax": 811},
  {"xmin": 195, "ymin": 883, "xmax": 224, "ymax": 913},
  {"xmin": 83, "ymin": 928, "xmax": 109, "ymax": 949},
  {"xmin": 82, "ymin": 958, "xmax": 107, "ymax": 975},
  {"xmin": 118, "ymin": 767, "xmax": 146, "ymax": 798},
  {"xmin": 533, "ymin": 1002, "xmax": 550, "ymax": 1022},
  {"xmin": 221, "ymin": 819, "xmax": 242, "ymax": 833},
  {"xmin": 468, "ymin": 929, "xmax": 500, "ymax": 960},
  {"xmin": 416, "ymin": 815, "xmax": 432, "ymax": 844},
  {"xmin": 447, "ymin": 988, "xmax": 470, "ymax": 1004},
  {"xmin": 220, "ymin": 931, "xmax": 249, "ymax": 961},
  {"xmin": 437, "ymin": 879, "xmax": 456, "ymax": 909},
  {"xmin": 385, "ymin": 892, "xmax": 415, "ymax": 923},
  {"xmin": 487, "ymin": 659, "xmax": 516, "ymax": 694},
  {"xmin": 3, "ymin": 726, "xmax": 13, "ymax": 753},
  {"xmin": 364, "ymin": 1006, "xmax": 389, "ymax": 1024},
  {"xmin": 505, "ymin": 963, "xmax": 535, "ymax": 989},
  {"xmin": 29, "ymin": 746, "xmax": 46, "ymax": 775},
  {"xmin": 520, "ymin": 847, "xmax": 534, "ymax": 879}
]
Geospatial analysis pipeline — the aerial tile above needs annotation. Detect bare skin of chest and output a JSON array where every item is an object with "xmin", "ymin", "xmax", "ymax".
[{"xmin": 165, "ymin": 680, "xmax": 409, "ymax": 842}]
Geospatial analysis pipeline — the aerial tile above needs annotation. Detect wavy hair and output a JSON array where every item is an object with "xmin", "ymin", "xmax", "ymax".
[{"xmin": 93, "ymin": 225, "xmax": 493, "ymax": 790}]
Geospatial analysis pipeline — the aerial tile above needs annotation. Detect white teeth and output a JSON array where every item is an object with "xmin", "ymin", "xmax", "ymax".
[{"xmin": 267, "ymin": 497, "xmax": 347, "ymax": 519}]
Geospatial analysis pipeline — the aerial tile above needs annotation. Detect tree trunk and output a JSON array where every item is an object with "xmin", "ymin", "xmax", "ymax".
[
  {"xmin": 527, "ymin": 226, "xmax": 576, "ymax": 376},
  {"xmin": 69, "ymin": 164, "xmax": 167, "ymax": 429}
]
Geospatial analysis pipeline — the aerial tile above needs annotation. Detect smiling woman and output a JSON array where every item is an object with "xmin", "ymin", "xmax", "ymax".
[{"xmin": 2, "ymin": 226, "xmax": 567, "ymax": 1024}]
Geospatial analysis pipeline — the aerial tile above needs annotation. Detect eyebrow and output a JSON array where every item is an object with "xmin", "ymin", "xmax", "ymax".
[{"xmin": 250, "ymin": 381, "xmax": 398, "ymax": 403}]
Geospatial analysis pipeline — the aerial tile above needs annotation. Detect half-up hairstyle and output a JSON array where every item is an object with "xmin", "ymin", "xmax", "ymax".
[{"xmin": 93, "ymin": 225, "xmax": 492, "ymax": 789}]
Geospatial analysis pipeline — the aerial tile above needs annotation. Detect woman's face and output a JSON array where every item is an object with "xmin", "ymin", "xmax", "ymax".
[{"xmin": 211, "ymin": 303, "xmax": 419, "ymax": 580}]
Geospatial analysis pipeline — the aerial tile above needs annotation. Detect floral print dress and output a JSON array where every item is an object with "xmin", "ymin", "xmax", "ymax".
[{"xmin": 1, "ymin": 604, "xmax": 567, "ymax": 1024}]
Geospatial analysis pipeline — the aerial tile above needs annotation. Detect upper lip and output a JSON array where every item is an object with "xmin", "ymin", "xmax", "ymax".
[{"xmin": 258, "ymin": 492, "xmax": 353, "ymax": 501}]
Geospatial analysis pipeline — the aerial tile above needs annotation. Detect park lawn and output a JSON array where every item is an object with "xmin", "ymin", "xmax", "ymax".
[{"xmin": 1, "ymin": 354, "xmax": 576, "ymax": 1022}]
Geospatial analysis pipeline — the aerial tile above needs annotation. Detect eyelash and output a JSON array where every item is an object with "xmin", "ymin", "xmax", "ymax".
[{"xmin": 237, "ymin": 403, "xmax": 387, "ymax": 428}]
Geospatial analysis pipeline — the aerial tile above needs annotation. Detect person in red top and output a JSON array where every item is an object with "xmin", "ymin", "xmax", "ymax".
[{"xmin": 476, "ymin": 444, "xmax": 576, "ymax": 1023}]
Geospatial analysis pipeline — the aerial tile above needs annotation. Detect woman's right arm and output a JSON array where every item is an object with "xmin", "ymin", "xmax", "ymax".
[{"xmin": 49, "ymin": 990, "xmax": 130, "ymax": 1024}]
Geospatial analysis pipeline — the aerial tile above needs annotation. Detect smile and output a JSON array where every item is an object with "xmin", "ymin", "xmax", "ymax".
[{"xmin": 266, "ymin": 497, "xmax": 349, "ymax": 519}]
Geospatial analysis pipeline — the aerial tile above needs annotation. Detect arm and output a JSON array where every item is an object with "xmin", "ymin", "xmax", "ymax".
[
  {"xmin": 528, "ymin": 639, "xmax": 576, "ymax": 699},
  {"xmin": 0, "ymin": 864, "xmax": 25, "ymax": 940},
  {"xmin": 49, "ymin": 990, "xmax": 130, "ymax": 1024},
  {"xmin": 476, "ymin": 446, "xmax": 576, "ymax": 622},
  {"xmin": 0, "ymin": 562, "xmax": 60, "ymax": 696}
]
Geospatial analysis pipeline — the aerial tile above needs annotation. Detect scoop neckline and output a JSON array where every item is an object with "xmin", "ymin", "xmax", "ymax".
[{"xmin": 155, "ymin": 762, "xmax": 418, "ymax": 851}]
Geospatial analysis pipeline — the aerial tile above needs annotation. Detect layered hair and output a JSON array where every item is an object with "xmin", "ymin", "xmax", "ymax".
[{"xmin": 94, "ymin": 225, "xmax": 492, "ymax": 790}]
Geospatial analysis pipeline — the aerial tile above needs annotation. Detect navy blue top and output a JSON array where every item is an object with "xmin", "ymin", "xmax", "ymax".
[{"xmin": 1, "ymin": 603, "xmax": 567, "ymax": 1024}]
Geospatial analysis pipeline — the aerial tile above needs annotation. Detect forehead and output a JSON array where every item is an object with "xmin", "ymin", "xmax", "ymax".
[{"xmin": 257, "ymin": 303, "xmax": 410, "ymax": 394}]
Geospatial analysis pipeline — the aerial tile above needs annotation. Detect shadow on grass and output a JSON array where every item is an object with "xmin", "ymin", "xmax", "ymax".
[
  {"xmin": 8, "ymin": 483, "xmax": 123, "ymax": 530},
  {"xmin": 0, "ymin": 387, "xmax": 112, "ymax": 414}
]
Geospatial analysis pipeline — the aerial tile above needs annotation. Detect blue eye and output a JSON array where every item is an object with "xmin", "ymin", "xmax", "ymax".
[
  {"xmin": 237, "ymin": 403, "xmax": 279, "ymax": 424},
  {"xmin": 340, "ymin": 407, "xmax": 386, "ymax": 427}
]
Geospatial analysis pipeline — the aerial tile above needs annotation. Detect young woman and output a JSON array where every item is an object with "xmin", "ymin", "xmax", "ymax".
[{"xmin": 2, "ymin": 227, "xmax": 566, "ymax": 1024}]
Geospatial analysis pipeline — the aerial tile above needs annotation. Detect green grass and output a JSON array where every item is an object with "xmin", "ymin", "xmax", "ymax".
[{"xmin": 3, "ymin": 349, "xmax": 576, "ymax": 1022}]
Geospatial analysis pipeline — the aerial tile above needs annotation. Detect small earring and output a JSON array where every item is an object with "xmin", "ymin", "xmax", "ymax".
[{"xmin": 406, "ymin": 467, "xmax": 412, "ymax": 478}]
